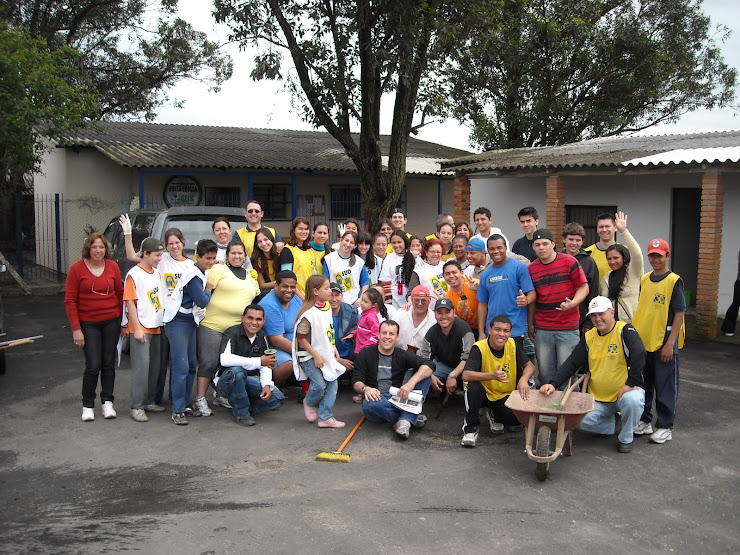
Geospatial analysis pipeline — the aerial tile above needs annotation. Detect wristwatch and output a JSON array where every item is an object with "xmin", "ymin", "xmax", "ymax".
[
  {"xmin": 361, "ymin": 386, "xmax": 367, "ymax": 393},
  {"xmin": 449, "ymin": 372, "xmax": 457, "ymax": 379}
]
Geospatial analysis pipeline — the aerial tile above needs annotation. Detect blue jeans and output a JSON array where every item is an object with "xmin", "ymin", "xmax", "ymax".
[
  {"xmin": 534, "ymin": 328, "xmax": 580, "ymax": 385},
  {"xmin": 363, "ymin": 373, "xmax": 432, "ymax": 426},
  {"xmin": 154, "ymin": 330, "xmax": 170, "ymax": 404},
  {"xmin": 216, "ymin": 367, "xmax": 285, "ymax": 420},
  {"xmin": 433, "ymin": 360, "xmax": 455, "ymax": 381},
  {"xmin": 301, "ymin": 358, "xmax": 338, "ymax": 421},
  {"xmin": 578, "ymin": 388, "xmax": 645, "ymax": 444},
  {"xmin": 165, "ymin": 314, "xmax": 197, "ymax": 414}
]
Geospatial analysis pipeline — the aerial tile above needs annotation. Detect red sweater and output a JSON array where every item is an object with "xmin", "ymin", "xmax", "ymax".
[{"xmin": 65, "ymin": 259, "xmax": 124, "ymax": 330}]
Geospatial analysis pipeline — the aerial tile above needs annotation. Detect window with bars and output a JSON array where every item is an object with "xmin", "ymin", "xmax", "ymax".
[
  {"xmin": 565, "ymin": 205, "xmax": 617, "ymax": 246},
  {"xmin": 254, "ymin": 184, "xmax": 292, "ymax": 220},
  {"xmin": 205, "ymin": 187, "xmax": 241, "ymax": 208}
]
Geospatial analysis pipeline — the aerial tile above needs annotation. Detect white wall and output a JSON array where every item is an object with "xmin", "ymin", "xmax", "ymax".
[
  {"xmin": 470, "ymin": 175, "xmax": 545, "ymax": 239},
  {"xmin": 470, "ymin": 170, "xmax": 739, "ymax": 317}
]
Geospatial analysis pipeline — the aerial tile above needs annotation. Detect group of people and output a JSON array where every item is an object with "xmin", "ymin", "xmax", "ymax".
[{"xmin": 64, "ymin": 201, "xmax": 686, "ymax": 454}]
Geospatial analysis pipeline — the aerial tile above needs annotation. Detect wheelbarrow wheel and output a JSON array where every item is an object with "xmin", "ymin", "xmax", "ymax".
[{"xmin": 535, "ymin": 425, "xmax": 550, "ymax": 481}]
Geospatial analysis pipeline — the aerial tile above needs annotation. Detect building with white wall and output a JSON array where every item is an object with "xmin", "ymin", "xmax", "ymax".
[
  {"xmin": 35, "ymin": 122, "xmax": 469, "ymax": 274},
  {"xmin": 444, "ymin": 132, "xmax": 740, "ymax": 337}
]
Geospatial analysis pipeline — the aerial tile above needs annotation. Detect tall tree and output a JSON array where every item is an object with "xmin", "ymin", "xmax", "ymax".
[
  {"xmin": 213, "ymin": 0, "xmax": 455, "ymax": 231},
  {"xmin": 2, "ymin": 1, "xmax": 233, "ymax": 121},
  {"xmin": 0, "ymin": 23, "xmax": 98, "ymax": 197},
  {"xmin": 449, "ymin": 0, "xmax": 737, "ymax": 150}
]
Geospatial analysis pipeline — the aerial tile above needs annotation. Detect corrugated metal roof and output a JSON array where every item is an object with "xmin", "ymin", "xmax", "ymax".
[
  {"xmin": 622, "ymin": 146, "xmax": 740, "ymax": 166},
  {"xmin": 444, "ymin": 130, "xmax": 740, "ymax": 173},
  {"xmin": 57, "ymin": 122, "xmax": 471, "ymax": 175}
]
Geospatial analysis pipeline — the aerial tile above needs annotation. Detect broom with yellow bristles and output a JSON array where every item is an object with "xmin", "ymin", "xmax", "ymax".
[{"xmin": 315, "ymin": 416, "xmax": 365, "ymax": 463}]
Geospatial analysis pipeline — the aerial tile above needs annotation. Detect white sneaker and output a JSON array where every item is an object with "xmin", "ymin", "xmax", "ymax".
[
  {"xmin": 81, "ymin": 407, "xmax": 95, "ymax": 422},
  {"xmin": 633, "ymin": 421, "xmax": 654, "ymax": 435},
  {"xmin": 461, "ymin": 431, "xmax": 478, "ymax": 448},
  {"xmin": 101, "ymin": 401, "xmax": 117, "ymax": 419},
  {"xmin": 213, "ymin": 393, "xmax": 232, "ymax": 409},
  {"xmin": 130, "ymin": 408, "xmax": 148, "ymax": 422},
  {"xmin": 394, "ymin": 419, "xmax": 411, "ymax": 439},
  {"xmin": 193, "ymin": 396, "xmax": 213, "ymax": 416},
  {"xmin": 650, "ymin": 428, "xmax": 672, "ymax": 444}
]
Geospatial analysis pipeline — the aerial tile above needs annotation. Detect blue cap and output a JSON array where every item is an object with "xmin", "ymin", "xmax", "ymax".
[{"xmin": 466, "ymin": 237, "xmax": 486, "ymax": 252}]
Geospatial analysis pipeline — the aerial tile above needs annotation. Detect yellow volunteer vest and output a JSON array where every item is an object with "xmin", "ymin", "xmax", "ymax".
[
  {"xmin": 237, "ymin": 226, "xmax": 279, "ymax": 258},
  {"xmin": 585, "ymin": 321, "xmax": 629, "ymax": 403},
  {"xmin": 632, "ymin": 272, "xmax": 685, "ymax": 352},
  {"xmin": 310, "ymin": 247, "xmax": 327, "ymax": 274},
  {"xmin": 585, "ymin": 244, "xmax": 610, "ymax": 283},
  {"xmin": 477, "ymin": 337, "xmax": 518, "ymax": 402},
  {"xmin": 285, "ymin": 244, "xmax": 317, "ymax": 296}
]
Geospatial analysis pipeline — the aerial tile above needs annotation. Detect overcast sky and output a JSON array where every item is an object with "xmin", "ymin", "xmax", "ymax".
[{"xmin": 154, "ymin": 0, "xmax": 740, "ymax": 152}]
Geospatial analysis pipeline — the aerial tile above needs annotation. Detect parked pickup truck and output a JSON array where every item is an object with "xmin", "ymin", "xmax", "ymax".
[{"xmin": 102, "ymin": 206, "xmax": 248, "ymax": 280}]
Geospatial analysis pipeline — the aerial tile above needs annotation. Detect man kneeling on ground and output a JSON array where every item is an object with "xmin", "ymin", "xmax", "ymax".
[
  {"xmin": 216, "ymin": 304, "xmax": 285, "ymax": 426},
  {"xmin": 540, "ymin": 296, "xmax": 645, "ymax": 453},
  {"xmin": 461, "ymin": 315, "xmax": 535, "ymax": 447},
  {"xmin": 352, "ymin": 320, "xmax": 435, "ymax": 440}
]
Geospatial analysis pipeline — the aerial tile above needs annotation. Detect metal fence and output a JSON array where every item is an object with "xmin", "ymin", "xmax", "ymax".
[{"xmin": 0, "ymin": 194, "xmax": 162, "ymax": 285}]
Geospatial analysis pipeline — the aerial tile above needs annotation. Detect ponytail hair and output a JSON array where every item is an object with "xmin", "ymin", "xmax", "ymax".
[
  {"xmin": 295, "ymin": 275, "xmax": 329, "ymax": 323},
  {"xmin": 364, "ymin": 288, "xmax": 388, "ymax": 319}
]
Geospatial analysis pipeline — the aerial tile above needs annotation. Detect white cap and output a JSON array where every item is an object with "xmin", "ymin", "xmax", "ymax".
[{"xmin": 586, "ymin": 296, "xmax": 613, "ymax": 315}]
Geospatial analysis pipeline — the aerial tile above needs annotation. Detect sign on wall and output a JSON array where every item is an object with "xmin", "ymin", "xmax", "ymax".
[{"xmin": 163, "ymin": 175, "xmax": 202, "ymax": 207}]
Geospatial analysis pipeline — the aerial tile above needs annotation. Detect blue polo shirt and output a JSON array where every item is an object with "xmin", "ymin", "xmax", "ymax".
[{"xmin": 258, "ymin": 290, "xmax": 302, "ymax": 341}]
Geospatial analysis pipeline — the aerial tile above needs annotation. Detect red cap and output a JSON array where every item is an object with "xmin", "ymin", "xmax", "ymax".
[
  {"xmin": 410, "ymin": 285, "xmax": 431, "ymax": 297},
  {"xmin": 647, "ymin": 238, "xmax": 670, "ymax": 255}
]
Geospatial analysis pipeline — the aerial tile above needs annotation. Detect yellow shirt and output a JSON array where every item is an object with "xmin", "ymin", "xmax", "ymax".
[
  {"xmin": 632, "ymin": 272, "xmax": 685, "ymax": 352},
  {"xmin": 285, "ymin": 244, "xmax": 317, "ymax": 296},
  {"xmin": 585, "ymin": 322, "xmax": 628, "ymax": 403},
  {"xmin": 585, "ymin": 243, "xmax": 610, "ymax": 283},
  {"xmin": 236, "ymin": 225, "xmax": 279, "ymax": 258},
  {"xmin": 477, "ymin": 337, "xmax": 518, "ymax": 402},
  {"xmin": 201, "ymin": 264, "xmax": 260, "ymax": 332}
]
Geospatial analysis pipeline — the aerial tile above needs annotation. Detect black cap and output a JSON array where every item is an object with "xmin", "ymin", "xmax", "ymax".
[
  {"xmin": 434, "ymin": 298, "xmax": 454, "ymax": 311},
  {"xmin": 329, "ymin": 282, "xmax": 343, "ymax": 293},
  {"xmin": 532, "ymin": 229, "xmax": 554, "ymax": 242}
]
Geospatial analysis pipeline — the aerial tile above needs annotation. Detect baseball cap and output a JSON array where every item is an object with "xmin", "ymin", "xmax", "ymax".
[
  {"xmin": 410, "ymin": 285, "xmax": 431, "ymax": 298},
  {"xmin": 434, "ymin": 298, "xmax": 454, "ymax": 311},
  {"xmin": 532, "ymin": 229, "xmax": 554, "ymax": 242},
  {"xmin": 647, "ymin": 238, "xmax": 670, "ymax": 255},
  {"xmin": 140, "ymin": 237, "xmax": 164, "ymax": 253},
  {"xmin": 466, "ymin": 237, "xmax": 486, "ymax": 252},
  {"xmin": 329, "ymin": 282, "xmax": 343, "ymax": 293},
  {"xmin": 587, "ymin": 296, "xmax": 613, "ymax": 315}
]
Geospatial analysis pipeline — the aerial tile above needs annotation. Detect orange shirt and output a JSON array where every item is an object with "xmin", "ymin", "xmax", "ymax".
[{"xmin": 446, "ymin": 283, "xmax": 479, "ymax": 330}]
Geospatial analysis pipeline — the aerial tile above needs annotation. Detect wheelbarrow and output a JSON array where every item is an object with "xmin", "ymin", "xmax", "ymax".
[{"xmin": 504, "ymin": 374, "xmax": 594, "ymax": 481}]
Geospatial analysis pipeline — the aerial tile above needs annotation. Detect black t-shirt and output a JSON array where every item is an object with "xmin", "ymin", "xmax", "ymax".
[{"xmin": 421, "ymin": 318, "xmax": 474, "ymax": 367}]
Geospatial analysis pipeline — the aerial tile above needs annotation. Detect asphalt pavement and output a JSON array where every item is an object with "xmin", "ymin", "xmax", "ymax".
[{"xmin": 0, "ymin": 295, "xmax": 738, "ymax": 554}]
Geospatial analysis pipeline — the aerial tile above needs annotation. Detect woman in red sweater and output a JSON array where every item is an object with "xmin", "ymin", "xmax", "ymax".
[{"xmin": 64, "ymin": 233, "xmax": 124, "ymax": 422}]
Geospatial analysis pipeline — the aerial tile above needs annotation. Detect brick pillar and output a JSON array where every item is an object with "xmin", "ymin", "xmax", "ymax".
[
  {"xmin": 453, "ymin": 175, "xmax": 471, "ymax": 225},
  {"xmin": 545, "ymin": 175, "xmax": 566, "ymax": 248},
  {"xmin": 695, "ymin": 172, "xmax": 724, "ymax": 338}
]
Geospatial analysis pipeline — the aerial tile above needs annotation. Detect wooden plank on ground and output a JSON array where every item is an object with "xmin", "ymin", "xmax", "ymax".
[{"xmin": 0, "ymin": 250, "xmax": 32, "ymax": 295}]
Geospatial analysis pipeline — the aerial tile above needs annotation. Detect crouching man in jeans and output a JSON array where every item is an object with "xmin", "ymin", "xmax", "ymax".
[
  {"xmin": 216, "ymin": 304, "xmax": 285, "ymax": 426},
  {"xmin": 540, "ymin": 296, "xmax": 646, "ymax": 453},
  {"xmin": 352, "ymin": 320, "xmax": 435, "ymax": 440}
]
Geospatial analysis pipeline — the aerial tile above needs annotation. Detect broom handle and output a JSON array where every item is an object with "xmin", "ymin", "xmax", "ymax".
[{"xmin": 336, "ymin": 416, "xmax": 366, "ymax": 453}]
